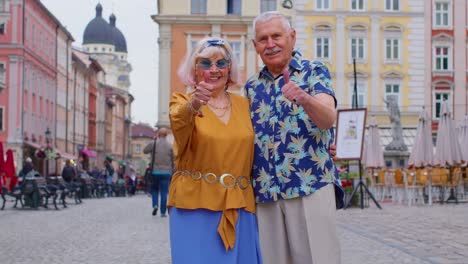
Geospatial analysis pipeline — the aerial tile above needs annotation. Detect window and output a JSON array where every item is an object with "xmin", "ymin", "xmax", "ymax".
[
  {"xmin": 348, "ymin": 24, "xmax": 367, "ymax": 63},
  {"xmin": 0, "ymin": 23, "xmax": 4, "ymax": 35},
  {"xmin": 227, "ymin": 0, "xmax": 241, "ymax": 15},
  {"xmin": 434, "ymin": 92, "xmax": 449, "ymax": 118},
  {"xmin": 229, "ymin": 41, "xmax": 243, "ymax": 67},
  {"xmin": 315, "ymin": 37, "xmax": 330, "ymax": 59},
  {"xmin": 351, "ymin": 38, "xmax": 364, "ymax": 59},
  {"xmin": 350, "ymin": 0, "xmax": 364, "ymax": 11},
  {"xmin": 316, "ymin": 0, "xmax": 330, "ymax": 10},
  {"xmin": 261, "ymin": 0, "xmax": 276, "ymax": 12},
  {"xmin": 385, "ymin": 38, "xmax": 400, "ymax": 61},
  {"xmin": 349, "ymin": 82, "xmax": 367, "ymax": 108},
  {"xmin": 385, "ymin": 0, "xmax": 399, "ymax": 11},
  {"xmin": 191, "ymin": 0, "xmax": 207, "ymax": 14},
  {"xmin": 434, "ymin": 46, "xmax": 450, "ymax": 71},
  {"xmin": 135, "ymin": 144, "xmax": 141, "ymax": 154},
  {"xmin": 434, "ymin": 2, "xmax": 450, "ymax": 27},
  {"xmin": 385, "ymin": 84, "xmax": 400, "ymax": 106},
  {"xmin": 0, "ymin": 107, "xmax": 3, "ymax": 131},
  {"xmin": 0, "ymin": 62, "xmax": 5, "ymax": 85}
]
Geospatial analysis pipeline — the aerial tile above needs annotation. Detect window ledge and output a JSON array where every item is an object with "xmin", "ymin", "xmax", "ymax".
[
  {"xmin": 432, "ymin": 70, "xmax": 454, "ymax": 77},
  {"xmin": 384, "ymin": 60, "xmax": 401, "ymax": 65}
]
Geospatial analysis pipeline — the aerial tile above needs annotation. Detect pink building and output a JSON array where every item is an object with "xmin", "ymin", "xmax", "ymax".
[
  {"xmin": 426, "ymin": 0, "xmax": 468, "ymax": 129},
  {"xmin": 0, "ymin": 0, "xmax": 73, "ymax": 175}
]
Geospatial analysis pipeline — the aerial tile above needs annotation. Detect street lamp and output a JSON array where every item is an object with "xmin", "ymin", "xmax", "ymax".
[{"xmin": 45, "ymin": 127, "xmax": 52, "ymax": 177}]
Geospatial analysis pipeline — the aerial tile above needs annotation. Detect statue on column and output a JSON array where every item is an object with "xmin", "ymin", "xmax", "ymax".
[{"xmin": 384, "ymin": 96, "xmax": 408, "ymax": 151}]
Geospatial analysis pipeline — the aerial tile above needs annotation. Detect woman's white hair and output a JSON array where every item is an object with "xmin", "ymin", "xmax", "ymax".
[{"xmin": 177, "ymin": 37, "xmax": 240, "ymax": 86}]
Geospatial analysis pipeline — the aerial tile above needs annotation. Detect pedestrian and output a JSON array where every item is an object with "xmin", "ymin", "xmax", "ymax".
[
  {"xmin": 143, "ymin": 127, "xmax": 173, "ymax": 217},
  {"xmin": 104, "ymin": 158, "xmax": 114, "ymax": 197},
  {"xmin": 244, "ymin": 11, "xmax": 344, "ymax": 264},
  {"xmin": 61, "ymin": 159, "xmax": 76, "ymax": 183},
  {"xmin": 18, "ymin": 157, "xmax": 34, "ymax": 183},
  {"xmin": 167, "ymin": 37, "xmax": 262, "ymax": 263},
  {"xmin": 128, "ymin": 168, "xmax": 137, "ymax": 196}
]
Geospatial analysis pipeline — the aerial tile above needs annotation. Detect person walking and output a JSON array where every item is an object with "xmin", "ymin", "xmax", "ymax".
[
  {"xmin": 167, "ymin": 37, "xmax": 262, "ymax": 263},
  {"xmin": 104, "ymin": 158, "xmax": 114, "ymax": 197},
  {"xmin": 143, "ymin": 127, "xmax": 173, "ymax": 217},
  {"xmin": 245, "ymin": 11, "xmax": 344, "ymax": 264},
  {"xmin": 61, "ymin": 159, "xmax": 76, "ymax": 183}
]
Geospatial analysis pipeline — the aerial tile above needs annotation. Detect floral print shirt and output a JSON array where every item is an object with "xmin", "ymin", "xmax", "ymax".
[{"xmin": 245, "ymin": 50, "xmax": 344, "ymax": 204}]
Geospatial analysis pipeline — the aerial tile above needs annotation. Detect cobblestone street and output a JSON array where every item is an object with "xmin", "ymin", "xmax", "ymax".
[{"xmin": 0, "ymin": 195, "xmax": 467, "ymax": 264}]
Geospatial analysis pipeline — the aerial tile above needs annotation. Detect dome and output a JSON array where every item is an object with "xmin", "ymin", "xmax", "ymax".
[
  {"xmin": 109, "ymin": 14, "xmax": 128, "ymax": 53},
  {"xmin": 83, "ymin": 4, "xmax": 114, "ymax": 46}
]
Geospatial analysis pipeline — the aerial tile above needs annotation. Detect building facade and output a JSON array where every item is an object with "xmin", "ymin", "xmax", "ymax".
[
  {"xmin": 82, "ymin": 3, "xmax": 133, "ymax": 165},
  {"xmin": 130, "ymin": 122, "xmax": 156, "ymax": 175},
  {"xmin": 0, "ymin": 0, "xmax": 73, "ymax": 175},
  {"xmin": 426, "ymin": 0, "xmax": 467, "ymax": 128},
  {"xmin": 55, "ymin": 25, "xmax": 74, "ymax": 161},
  {"xmin": 295, "ymin": 0, "xmax": 425, "ymax": 127},
  {"xmin": 152, "ymin": 0, "xmax": 292, "ymax": 127}
]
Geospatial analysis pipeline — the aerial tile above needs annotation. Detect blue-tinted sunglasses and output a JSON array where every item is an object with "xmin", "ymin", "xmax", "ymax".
[{"xmin": 197, "ymin": 58, "xmax": 230, "ymax": 70}]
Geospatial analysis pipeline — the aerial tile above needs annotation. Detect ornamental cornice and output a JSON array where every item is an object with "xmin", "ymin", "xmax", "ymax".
[
  {"xmin": 296, "ymin": 10, "xmax": 423, "ymax": 17},
  {"xmin": 151, "ymin": 15, "xmax": 256, "ymax": 25}
]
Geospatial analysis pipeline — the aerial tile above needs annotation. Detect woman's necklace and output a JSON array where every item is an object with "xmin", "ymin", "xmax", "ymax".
[
  {"xmin": 209, "ymin": 92, "xmax": 231, "ymax": 117},
  {"xmin": 208, "ymin": 92, "xmax": 231, "ymax": 110}
]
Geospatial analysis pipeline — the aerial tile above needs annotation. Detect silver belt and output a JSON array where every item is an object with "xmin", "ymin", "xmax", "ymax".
[{"xmin": 175, "ymin": 170, "xmax": 251, "ymax": 190}]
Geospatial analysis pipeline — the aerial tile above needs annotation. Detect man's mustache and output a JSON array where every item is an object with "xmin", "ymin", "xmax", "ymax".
[{"xmin": 264, "ymin": 47, "xmax": 282, "ymax": 55}]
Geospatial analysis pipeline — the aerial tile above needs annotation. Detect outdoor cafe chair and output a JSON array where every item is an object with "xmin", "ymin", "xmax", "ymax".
[{"xmin": 405, "ymin": 169, "xmax": 427, "ymax": 206}]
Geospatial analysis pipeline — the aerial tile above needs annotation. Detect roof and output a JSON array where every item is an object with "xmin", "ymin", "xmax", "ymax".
[
  {"xmin": 109, "ymin": 14, "xmax": 128, "ymax": 53},
  {"xmin": 82, "ymin": 4, "xmax": 128, "ymax": 53},
  {"xmin": 131, "ymin": 123, "xmax": 156, "ymax": 138},
  {"xmin": 83, "ymin": 4, "xmax": 114, "ymax": 46}
]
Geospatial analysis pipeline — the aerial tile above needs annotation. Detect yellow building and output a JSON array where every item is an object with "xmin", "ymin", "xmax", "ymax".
[
  {"xmin": 152, "ymin": 0, "xmax": 426, "ymax": 161},
  {"xmin": 152, "ymin": 0, "xmax": 292, "ymax": 127},
  {"xmin": 295, "ymin": 0, "xmax": 425, "ymax": 129}
]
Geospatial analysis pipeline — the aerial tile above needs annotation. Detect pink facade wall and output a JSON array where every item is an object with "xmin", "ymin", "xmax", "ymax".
[
  {"xmin": 428, "ymin": 0, "xmax": 468, "ymax": 124},
  {"xmin": 0, "ymin": 0, "xmax": 63, "ymax": 175}
]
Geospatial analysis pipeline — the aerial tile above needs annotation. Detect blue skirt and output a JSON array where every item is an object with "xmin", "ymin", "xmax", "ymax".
[{"xmin": 169, "ymin": 208, "xmax": 263, "ymax": 264}]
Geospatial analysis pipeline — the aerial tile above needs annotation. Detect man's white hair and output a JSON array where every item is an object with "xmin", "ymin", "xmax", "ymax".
[{"xmin": 252, "ymin": 11, "xmax": 291, "ymax": 39}]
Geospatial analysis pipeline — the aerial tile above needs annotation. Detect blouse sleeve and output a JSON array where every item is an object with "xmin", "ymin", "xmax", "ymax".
[{"xmin": 169, "ymin": 93, "xmax": 195, "ymax": 160}]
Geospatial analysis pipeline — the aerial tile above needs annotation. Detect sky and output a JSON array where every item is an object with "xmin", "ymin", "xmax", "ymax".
[{"xmin": 40, "ymin": 0, "xmax": 159, "ymax": 126}]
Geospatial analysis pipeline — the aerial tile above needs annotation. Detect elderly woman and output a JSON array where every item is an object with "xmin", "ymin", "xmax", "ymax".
[{"xmin": 168, "ymin": 38, "xmax": 262, "ymax": 263}]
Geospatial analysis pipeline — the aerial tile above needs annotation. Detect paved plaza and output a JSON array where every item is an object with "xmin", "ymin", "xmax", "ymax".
[{"xmin": 0, "ymin": 195, "xmax": 467, "ymax": 264}]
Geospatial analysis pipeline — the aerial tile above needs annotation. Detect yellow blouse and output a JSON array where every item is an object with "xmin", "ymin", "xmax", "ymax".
[{"xmin": 168, "ymin": 92, "xmax": 256, "ymax": 251}]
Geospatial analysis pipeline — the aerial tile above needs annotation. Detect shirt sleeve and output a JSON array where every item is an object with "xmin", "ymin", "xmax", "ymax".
[
  {"xmin": 306, "ymin": 61, "xmax": 337, "ymax": 107},
  {"xmin": 169, "ymin": 93, "xmax": 195, "ymax": 159}
]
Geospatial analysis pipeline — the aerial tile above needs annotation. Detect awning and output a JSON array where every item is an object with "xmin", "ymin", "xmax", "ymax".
[
  {"xmin": 81, "ymin": 148, "xmax": 97, "ymax": 158},
  {"xmin": 59, "ymin": 152, "xmax": 76, "ymax": 160},
  {"xmin": 106, "ymin": 155, "xmax": 126, "ymax": 166},
  {"xmin": 24, "ymin": 140, "xmax": 43, "ymax": 150}
]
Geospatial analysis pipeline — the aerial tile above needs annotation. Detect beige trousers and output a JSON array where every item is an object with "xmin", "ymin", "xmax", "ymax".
[{"xmin": 257, "ymin": 184, "xmax": 341, "ymax": 264}]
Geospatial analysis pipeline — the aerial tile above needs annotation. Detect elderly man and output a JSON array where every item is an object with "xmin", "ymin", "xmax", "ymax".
[
  {"xmin": 143, "ymin": 127, "xmax": 174, "ymax": 217},
  {"xmin": 244, "ymin": 11, "xmax": 343, "ymax": 264}
]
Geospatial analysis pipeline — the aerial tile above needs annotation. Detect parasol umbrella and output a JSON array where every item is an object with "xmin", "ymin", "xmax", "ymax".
[
  {"xmin": 434, "ymin": 101, "xmax": 464, "ymax": 203},
  {"xmin": 5, "ymin": 149, "xmax": 18, "ymax": 192},
  {"xmin": 0, "ymin": 142, "xmax": 5, "ymax": 194},
  {"xmin": 362, "ymin": 117, "xmax": 385, "ymax": 200},
  {"xmin": 362, "ymin": 117, "xmax": 385, "ymax": 168},
  {"xmin": 434, "ymin": 101, "xmax": 463, "ymax": 166},
  {"xmin": 459, "ymin": 115, "xmax": 468, "ymax": 163},
  {"xmin": 408, "ymin": 107, "xmax": 434, "ymax": 168},
  {"xmin": 408, "ymin": 107, "xmax": 434, "ymax": 204}
]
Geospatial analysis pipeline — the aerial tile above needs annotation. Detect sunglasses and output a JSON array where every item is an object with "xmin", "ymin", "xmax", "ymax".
[{"xmin": 197, "ymin": 58, "xmax": 230, "ymax": 70}]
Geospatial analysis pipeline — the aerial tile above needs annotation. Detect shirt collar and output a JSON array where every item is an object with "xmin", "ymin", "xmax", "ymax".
[{"xmin": 259, "ymin": 49, "xmax": 303, "ymax": 80}]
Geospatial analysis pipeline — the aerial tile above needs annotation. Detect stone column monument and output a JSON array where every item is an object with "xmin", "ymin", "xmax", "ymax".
[{"xmin": 383, "ymin": 96, "xmax": 409, "ymax": 169}]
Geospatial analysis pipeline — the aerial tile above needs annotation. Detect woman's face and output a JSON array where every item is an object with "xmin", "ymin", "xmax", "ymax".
[{"xmin": 195, "ymin": 53, "xmax": 230, "ymax": 90}]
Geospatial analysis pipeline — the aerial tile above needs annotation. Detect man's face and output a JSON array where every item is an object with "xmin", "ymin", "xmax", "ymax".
[{"xmin": 253, "ymin": 17, "xmax": 296, "ymax": 75}]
